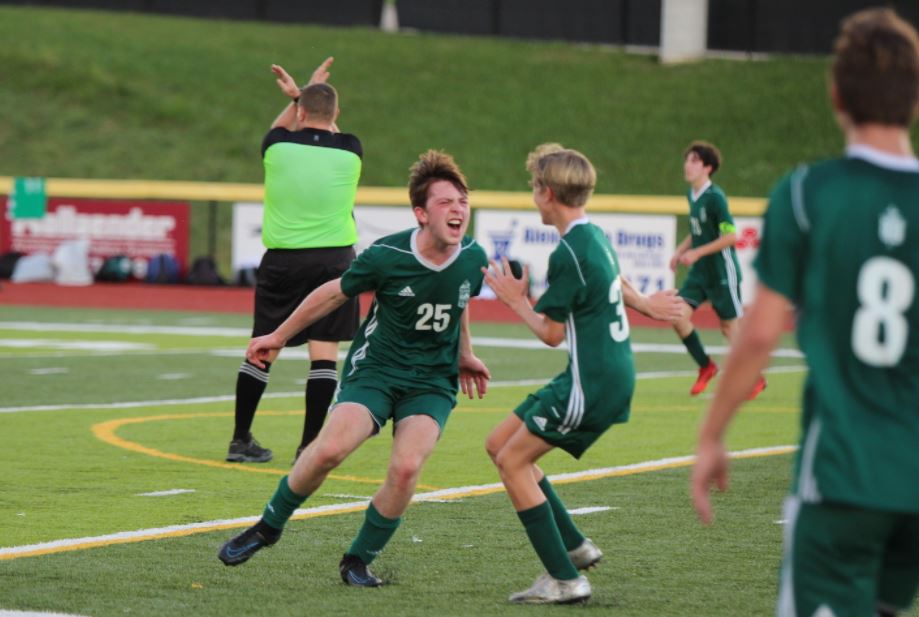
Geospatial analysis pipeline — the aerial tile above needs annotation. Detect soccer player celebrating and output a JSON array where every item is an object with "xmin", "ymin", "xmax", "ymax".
[
  {"xmin": 218, "ymin": 150, "xmax": 491, "ymax": 587},
  {"xmin": 484, "ymin": 144, "xmax": 683, "ymax": 604},
  {"xmin": 670, "ymin": 141, "xmax": 766, "ymax": 399},
  {"xmin": 692, "ymin": 8, "xmax": 919, "ymax": 616}
]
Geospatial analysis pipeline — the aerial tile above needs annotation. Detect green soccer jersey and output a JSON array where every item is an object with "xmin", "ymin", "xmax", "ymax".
[
  {"xmin": 534, "ymin": 219, "xmax": 636, "ymax": 428},
  {"xmin": 338, "ymin": 228, "xmax": 487, "ymax": 393},
  {"xmin": 755, "ymin": 145, "xmax": 919, "ymax": 512},
  {"xmin": 687, "ymin": 182, "xmax": 742, "ymax": 289}
]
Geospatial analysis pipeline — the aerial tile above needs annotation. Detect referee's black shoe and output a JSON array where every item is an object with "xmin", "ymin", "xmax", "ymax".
[
  {"xmin": 218, "ymin": 522, "xmax": 280, "ymax": 566},
  {"xmin": 226, "ymin": 433, "xmax": 273, "ymax": 463},
  {"xmin": 339, "ymin": 554, "xmax": 382, "ymax": 587}
]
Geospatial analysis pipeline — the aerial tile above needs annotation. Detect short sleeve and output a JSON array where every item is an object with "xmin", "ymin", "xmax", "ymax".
[
  {"xmin": 261, "ymin": 127, "xmax": 290, "ymax": 159},
  {"xmin": 534, "ymin": 247, "xmax": 583, "ymax": 323},
  {"xmin": 753, "ymin": 169, "xmax": 808, "ymax": 304},
  {"xmin": 340, "ymin": 246, "xmax": 381, "ymax": 297},
  {"xmin": 469, "ymin": 243, "xmax": 488, "ymax": 297},
  {"xmin": 709, "ymin": 191, "xmax": 735, "ymax": 228}
]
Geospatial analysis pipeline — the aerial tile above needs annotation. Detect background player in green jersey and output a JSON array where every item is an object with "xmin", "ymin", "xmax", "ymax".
[
  {"xmin": 670, "ymin": 142, "xmax": 766, "ymax": 399},
  {"xmin": 218, "ymin": 150, "xmax": 492, "ymax": 588},
  {"xmin": 227, "ymin": 57, "xmax": 364, "ymax": 464},
  {"xmin": 692, "ymin": 8, "xmax": 919, "ymax": 617},
  {"xmin": 484, "ymin": 144, "xmax": 683, "ymax": 604}
]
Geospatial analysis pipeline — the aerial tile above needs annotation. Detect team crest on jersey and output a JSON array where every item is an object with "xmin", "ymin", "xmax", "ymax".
[
  {"xmin": 879, "ymin": 205, "xmax": 906, "ymax": 248},
  {"xmin": 458, "ymin": 280, "xmax": 471, "ymax": 308}
]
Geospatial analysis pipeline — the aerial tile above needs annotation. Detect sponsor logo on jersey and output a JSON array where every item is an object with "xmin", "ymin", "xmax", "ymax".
[
  {"xmin": 398, "ymin": 286, "xmax": 415, "ymax": 297},
  {"xmin": 533, "ymin": 416, "xmax": 548, "ymax": 431},
  {"xmin": 879, "ymin": 205, "xmax": 906, "ymax": 248},
  {"xmin": 458, "ymin": 280, "xmax": 471, "ymax": 308}
]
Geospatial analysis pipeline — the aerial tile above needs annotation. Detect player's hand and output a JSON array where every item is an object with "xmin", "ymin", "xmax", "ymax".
[
  {"xmin": 669, "ymin": 254, "xmax": 680, "ymax": 272},
  {"xmin": 483, "ymin": 257, "xmax": 529, "ymax": 309},
  {"xmin": 308, "ymin": 56, "xmax": 334, "ymax": 85},
  {"xmin": 679, "ymin": 249, "xmax": 701, "ymax": 267},
  {"xmin": 271, "ymin": 64, "xmax": 300, "ymax": 99},
  {"xmin": 459, "ymin": 353, "xmax": 490, "ymax": 399},
  {"xmin": 246, "ymin": 333, "xmax": 284, "ymax": 369},
  {"xmin": 646, "ymin": 289, "xmax": 684, "ymax": 322},
  {"xmin": 690, "ymin": 437, "xmax": 730, "ymax": 525}
]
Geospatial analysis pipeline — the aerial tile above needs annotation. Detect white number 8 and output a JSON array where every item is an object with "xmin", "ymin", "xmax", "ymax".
[{"xmin": 851, "ymin": 256, "xmax": 914, "ymax": 366}]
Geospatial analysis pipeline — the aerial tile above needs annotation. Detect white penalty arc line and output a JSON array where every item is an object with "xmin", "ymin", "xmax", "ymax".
[
  {"xmin": 0, "ymin": 365, "xmax": 807, "ymax": 414},
  {"xmin": 0, "ymin": 445, "xmax": 796, "ymax": 561}
]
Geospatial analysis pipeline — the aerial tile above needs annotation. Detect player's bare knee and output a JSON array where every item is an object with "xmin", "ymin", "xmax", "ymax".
[
  {"xmin": 310, "ymin": 441, "xmax": 349, "ymax": 471},
  {"xmin": 484, "ymin": 434, "xmax": 503, "ymax": 463},
  {"xmin": 387, "ymin": 458, "xmax": 423, "ymax": 490}
]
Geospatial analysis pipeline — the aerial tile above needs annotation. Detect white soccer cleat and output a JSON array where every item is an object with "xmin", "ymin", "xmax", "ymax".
[
  {"xmin": 508, "ymin": 573, "xmax": 591, "ymax": 604},
  {"xmin": 568, "ymin": 538, "xmax": 603, "ymax": 570}
]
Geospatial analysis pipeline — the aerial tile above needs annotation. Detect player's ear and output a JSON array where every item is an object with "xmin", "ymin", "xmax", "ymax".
[{"xmin": 413, "ymin": 205, "xmax": 428, "ymax": 227}]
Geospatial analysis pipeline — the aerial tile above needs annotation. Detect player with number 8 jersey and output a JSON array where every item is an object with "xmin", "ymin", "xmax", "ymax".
[{"xmin": 339, "ymin": 228, "xmax": 486, "ymax": 399}]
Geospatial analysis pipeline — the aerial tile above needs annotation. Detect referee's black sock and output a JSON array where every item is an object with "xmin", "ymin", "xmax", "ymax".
[
  {"xmin": 301, "ymin": 360, "xmax": 338, "ymax": 449},
  {"xmin": 233, "ymin": 359, "xmax": 271, "ymax": 441}
]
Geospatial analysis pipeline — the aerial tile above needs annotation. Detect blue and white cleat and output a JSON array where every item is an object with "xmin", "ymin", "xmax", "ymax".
[
  {"xmin": 339, "ymin": 554, "xmax": 383, "ymax": 587},
  {"xmin": 217, "ymin": 524, "xmax": 280, "ymax": 566}
]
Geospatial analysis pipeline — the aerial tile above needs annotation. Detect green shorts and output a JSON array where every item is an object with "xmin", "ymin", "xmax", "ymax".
[
  {"xmin": 778, "ymin": 497, "xmax": 919, "ymax": 616},
  {"xmin": 333, "ymin": 375, "xmax": 455, "ymax": 435},
  {"xmin": 678, "ymin": 268, "xmax": 743, "ymax": 320},
  {"xmin": 513, "ymin": 386, "xmax": 627, "ymax": 459}
]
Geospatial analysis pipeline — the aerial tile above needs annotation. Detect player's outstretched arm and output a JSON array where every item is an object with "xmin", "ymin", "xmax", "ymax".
[
  {"xmin": 246, "ymin": 278, "xmax": 349, "ymax": 368},
  {"xmin": 458, "ymin": 308, "xmax": 490, "ymax": 399},
  {"xmin": 483, "ymin": 257, "xmax": 565, "ymax": 347},
  {"xmin": 691, "ymin": 284, "xmax": 790, "ymax": 524},
  {"xmin": 679, "ymin": 231, "xmax": 737, "ymax": 267},
  {"xmin": 671, "ymin": 234, "xmax": 692, "ymax": 271},
  {"xmin": 621, "ymin": 276, "xmax": 683, "ymax": 322}
]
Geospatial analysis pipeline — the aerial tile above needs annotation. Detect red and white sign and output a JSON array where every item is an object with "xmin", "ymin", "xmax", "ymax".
[{"xmin": 0, "ymin": 198, "xmax": 190, "ymax": 277}]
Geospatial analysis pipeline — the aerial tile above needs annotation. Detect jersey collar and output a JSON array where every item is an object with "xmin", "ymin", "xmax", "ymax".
[
  {"xmin": 563, "ymin": 217, "xmax": 590, "ymax": 236},
  {"xmin": 690, "ymin": 180, "xmax": 712, "ymax": 202},
  {"xmin": 846, "ymin": 144, "xmax": 919, "ymax": 172},
  {"xmin": 410, "ymin": 228, "xmax": 463, "ymax": 272}
]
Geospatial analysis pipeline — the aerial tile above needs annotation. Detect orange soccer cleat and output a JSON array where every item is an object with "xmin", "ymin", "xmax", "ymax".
[
  {"xmin": 747, "ymin": 375, "xmax": 768, "ymax": 400},
  {"xmin": 690, "ymin": 361, "xmax": 719, "ymax": 396}
]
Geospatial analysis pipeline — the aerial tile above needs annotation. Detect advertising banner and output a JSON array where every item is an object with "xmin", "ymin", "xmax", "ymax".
[
  {"xmin": 475, "ymin": 210, "xmax": 676, "ymax": 297},
  {"xmin": 733, "ymin": 216, "xmax": 763, "ymax": 305},
  {"xmin": 232, "ymin": 203, "xmax": 417, "ymax": 272},
  {"xmin": 0, "ymin": 198, "xmax": 189, "ymax": 277}
]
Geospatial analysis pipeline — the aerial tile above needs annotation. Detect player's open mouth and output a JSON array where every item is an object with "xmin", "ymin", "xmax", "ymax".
[{"xmin": 447, "ymin": 218, "xmax": 463, "ymax": 230}]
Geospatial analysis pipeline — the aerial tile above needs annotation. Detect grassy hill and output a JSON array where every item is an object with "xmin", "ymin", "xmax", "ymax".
[{"xmin": 0, "ymin": 5, "xmax": 860, "ymax": 198}]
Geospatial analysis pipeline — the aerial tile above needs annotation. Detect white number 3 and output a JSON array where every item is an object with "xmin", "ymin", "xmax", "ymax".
[
  {"xmin": 851, "ymin": 256, "xmax": 914, "ymax": 366},
  {"xmin": 609, "ymin": 277, "xmax": 630, "ymax": 342}
]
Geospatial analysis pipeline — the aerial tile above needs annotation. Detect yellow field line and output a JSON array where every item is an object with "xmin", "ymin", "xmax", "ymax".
[
  {"xmin": 90, "ymin": 411, "xmax": 440, "ymax": 490},
  {"xmin": 0, "ymin": 445, "xmax": 796, "ymax": 561}
]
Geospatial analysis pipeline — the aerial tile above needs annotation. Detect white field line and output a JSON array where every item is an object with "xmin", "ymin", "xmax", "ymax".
[
  {"xmin": 0, "ymin": 321, "xmax": 805, "ymax": 357},
  {"xmin": 0, "ymin": 445, "xmax": 796, "ymax": 561},
  {"xmin": 0, "ymin": 611, "xmax": 91, "ymax": 617},
  {"xmin": 569, "ymin": 506, "xmax": 616, "ymax": 515},
  {"xmin": 136, "ymin": 489, "xmax": 196, "ymax": 497},
  {"xmin": 0, "ymin": 365, "xmax": 807, "ymax": 414}
]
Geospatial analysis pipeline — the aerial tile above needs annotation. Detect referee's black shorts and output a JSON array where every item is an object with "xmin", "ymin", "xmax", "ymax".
[{"xmin": 253, "ymin": 246, "xmax": 360, "ymax": 347}]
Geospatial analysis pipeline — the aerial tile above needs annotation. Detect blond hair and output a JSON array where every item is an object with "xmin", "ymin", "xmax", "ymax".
[
  {"xmin": 526, "ymin": 143, "xmax": 596, "ymax": 208},
  {"xmin": 297, "ymin": 83, "xmax": 338, "ymax": 122}
]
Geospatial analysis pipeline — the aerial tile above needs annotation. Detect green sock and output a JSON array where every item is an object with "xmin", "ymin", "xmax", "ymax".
[
  {"xmin": 538, "ymin": 476, "xmax": 585, "ymax": 551},
  {"xmin": 347, "ymin": 502, "xmax": 401, "ymax": 565},
  {"xmin": 681, "ymin": 331, "xmax": 711, "ymax": 368},
  {"xmin": 262, "ymin": 475, "xmax": 308, "ymax": 530},
  {"xmin": 517, "ymin": 501, "xmax": 579, "ymax": 581}
]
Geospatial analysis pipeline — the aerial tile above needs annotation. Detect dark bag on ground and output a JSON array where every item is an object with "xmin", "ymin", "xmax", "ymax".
[
  {"xmin": 0, "ymin": 251, "xmax": 25, "ymax": 279},
  {"xmin": 234, "ymin": 266, "xmax": 258, "ymax": 287},
  {"xmin": 186, "ymin": 256, "xmax": 225, "ymax": 286},
  {"xmin": 96, "ymin": 255, "xmax": 133, "ymax": 282},
  {"xmin": 146, "ymin": 253, "xmax": 181, "ymax": 284}
]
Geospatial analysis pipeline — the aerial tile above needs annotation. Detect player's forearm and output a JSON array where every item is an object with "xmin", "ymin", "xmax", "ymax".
[
  {"xmin": 274, "ymin": 279, "xmax": 348, "ymax": 343},
  {"xmin": 620, "ymin": 276, "xmax": 650, "ymax": 316},
  {"xmin": 459, "ymin": 308, "xmax": 475, "ymax": 359},
  {"xmin": 508, "ymin": 299, "xmax": 564, "ymax": 347},
  {"xmin": 675, "ymin": 235, "xmax": 692, "ymax": 255},
  {"xmin": 699, "ymin": 286, "xmax": 787, "ymax": 442},
  {"xmin": 695, "ymin": 232, "xmax": 737, "ymax": 258}
]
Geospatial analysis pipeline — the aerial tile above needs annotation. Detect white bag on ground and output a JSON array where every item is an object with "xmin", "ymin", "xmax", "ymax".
[
  {"xmin": 11, "ymin": 252, "xmax": 55, "ymax": 283},
  {"xmin": 52, "ymin": 239, "xmax": 93, "ymax": 286}
]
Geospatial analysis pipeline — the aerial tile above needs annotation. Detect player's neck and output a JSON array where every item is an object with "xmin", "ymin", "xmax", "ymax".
[
  {"xmin": 552, "ymin": 204, "xmax": 587, "ymax": 236},
  {"xmin": 415, "ymin": 228, "xmax": 458, "ymax": 265},
  {"xmin": 690, "ymin": 177, "xmax": 710, "ymax": 195},
  {"xmin": 302, "ymin": 120, "xmax": 334, "ymax": 131},
  {"xmin": 846, "ymin": 124, "xmax": 915, "ymax": 158}
]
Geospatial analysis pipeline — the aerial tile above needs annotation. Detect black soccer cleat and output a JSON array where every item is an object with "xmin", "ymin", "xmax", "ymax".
[
  {"xmin": 339, "ymin": 553, "xmax": 382, "ymax": 587},
  {"xmin": 226, "ymin": 433, "xmax": 273, "ymax": 463},
  {"xmin": 217, "ymin": 523, "xmax": 280, "ymax": 566}
]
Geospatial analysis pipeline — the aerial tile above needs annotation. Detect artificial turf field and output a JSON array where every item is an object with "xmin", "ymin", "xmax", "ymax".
[{"xmin": 0, "ymin": 305, "xmax": 915, "ymax": 616}]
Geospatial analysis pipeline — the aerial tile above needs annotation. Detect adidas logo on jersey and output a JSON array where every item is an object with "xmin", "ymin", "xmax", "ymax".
[
  {"xmin": 398, "ymin": 286, "xmax": 415, "ymax": 297},
  {"xmin": 533, "ymin": 416, "xmax": 548, "ymax": 431}
]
